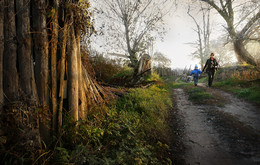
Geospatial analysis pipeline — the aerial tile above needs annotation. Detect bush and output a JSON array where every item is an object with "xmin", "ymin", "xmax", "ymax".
[
  {"xmin": 215, "ymin": 65, "xmax": 260, "ymax": 82},
  {"xmin": 109, "ymin": 66, "xmax": 134, "ymax": 85},
  {"xmin": 89, "ymin": 54, "xmax": 124, "ymax": 83}
]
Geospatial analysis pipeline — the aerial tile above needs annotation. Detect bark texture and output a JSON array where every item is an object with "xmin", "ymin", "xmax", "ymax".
[
  {"xmin": 137, "ymin": 54, "xmax": 151, "ymax": 76},
  {"xmin": 16, "ymin": 0, "xmax": 38, "ymax": 104},
  {"xmin": 0, "ymin": 1, "xmax": 113, "ymax": 163},
  {"xmin": 58, "ymin": 21, "xmax": 68, "ymax": 134},
  {"xmin": 68, "ymin": 16, "xmax": 79, "ymax": 122},
  {"xmin": 32, "ymin": 0, "xmax": 51, "ymax": 144},
  {"xmin": 76, "ymin": 28, "xmax": 85, "ymax": 119},
  {"xmin": 51, "ymin": 0, "xmax": 59, "ymax": 132},
  {"xmin": 0, "ymin": 0, "xmax": 4, "ymax": 111},
  {"xmin": 3, "ymin": 0, "xmax": 19, "ymax": 101},
  {"xmin": 32, "ymin": 0, "xmax": 49, "ymax": 106}
]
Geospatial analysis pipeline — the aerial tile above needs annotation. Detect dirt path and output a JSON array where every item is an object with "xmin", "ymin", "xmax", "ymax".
[
  {"xmin": 172, "ymin": 87, "xmax": 260, "ymax": 165},
  {"xmin": 198, "ymin": 83, "xmax": 260, "ymax": 133}
]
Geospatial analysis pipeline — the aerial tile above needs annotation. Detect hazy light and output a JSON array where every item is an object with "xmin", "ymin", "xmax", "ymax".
[{"xmin": 154, "ymin": 2, "xmax": 224, "ymax": 69}]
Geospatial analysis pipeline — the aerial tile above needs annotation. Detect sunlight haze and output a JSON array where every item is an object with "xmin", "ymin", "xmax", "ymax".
[{"xmin": 154, "ymin": 2, "xmax": 223, "ymax": 69}]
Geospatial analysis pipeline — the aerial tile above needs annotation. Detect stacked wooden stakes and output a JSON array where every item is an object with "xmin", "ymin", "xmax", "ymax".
[{"xmin": 0, "ymin": 1, "xmax": 115, "ymax": 160}]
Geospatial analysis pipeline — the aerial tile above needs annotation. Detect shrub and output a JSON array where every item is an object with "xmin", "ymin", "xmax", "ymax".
[
  {"xmin": 109, "ymin": 66, "xmax": 134, "ymax": 85},
  {"xmin": 215, "ymin": 65, "xmax": 260, "ymax": 82},
  {"xmin": 89, "ymin": 54, "xmax": 123, "ymax": 83}
]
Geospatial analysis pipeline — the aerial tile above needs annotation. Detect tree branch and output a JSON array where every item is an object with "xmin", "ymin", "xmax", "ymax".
[
  {"xmin": 239, "ymin": 10, "xmax": 260, "ymax": 39},
  {"xmin": 200, "ymin": 0, "xmax": 228, "ymax": 20}
]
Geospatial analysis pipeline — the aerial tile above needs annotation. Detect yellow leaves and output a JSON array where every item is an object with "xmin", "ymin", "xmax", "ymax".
[{"xmin": 47, "ymin": 8, "xmax": 56, "ymax": 18}]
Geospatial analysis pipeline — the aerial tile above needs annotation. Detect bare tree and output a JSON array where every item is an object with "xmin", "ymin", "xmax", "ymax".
[
  {"xmin": 187, "ymin": 3, "xmax": 211, "ymax": 69},
  {"xmin": 153, "ymin": 51, "xmax": 171, "ymax": 68},
  {"xmin": 92, "ymin": 0, "xmax": 174, "ymax": 73},
  {"xmin": 199, "ymin": 0, "xmax": 260, "ymax": 66}
]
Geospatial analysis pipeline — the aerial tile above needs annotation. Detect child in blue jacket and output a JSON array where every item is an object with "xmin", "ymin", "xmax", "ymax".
[{"xmin": 190, "ymin": 65, "xmax": 202, "ymax": 86}]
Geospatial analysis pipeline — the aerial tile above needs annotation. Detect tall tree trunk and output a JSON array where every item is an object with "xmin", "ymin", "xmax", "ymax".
[
  {"xmin": 198, "ymin": 31, "xmax": 203, "ymax": 69},
  {"xmin": 32, "ymin": 0, "xmax": 49, "ymax": 106},
  {"xmin": 203, "ymin": 8, "xmax": 210, "ymax": 66},
  {"xmin": 68, "ymin": 16, "xmax": 79, "ymax": 123},
  {"xmin": 227, "ymin": 25, "xmax": 243, "ymax": 64},
  {"xmin": 228, "ymin": 25, "xmax": 256, "ymax": 65},
  {"xmin": 51, "ymin": 0, "xmax": 59, "ymax": 132},
  {"xmin": 229, "ymin": 28, "xmax": 256, "ymax": 66},
  {"xmin": 3, "ymin": 0, "xmax": 19, "ymax": 101},
  {"xmin": 0, "ymin": 0, "xmax": 4, "ymax": 112},
  {"xmin": 58, "ymin": 20, "xmax": 68, "ymax": 135},
  {"xmin": 124, "ymin": 19, "xmax": 138, "ymax": 69},
  {"xmin": 233, "ymin": 39, "xmax": 257, "ymax": 66},
  {"xmin": 32, "ymin": 0, "xmax": 50, "ymax": 143},
  {"xmin": 16, "ymin": 0, "xmax": 38, "ymax": 104},
  {"xmin": 76, "ymin": 28, "xmax": 85, "ymax": 119}
]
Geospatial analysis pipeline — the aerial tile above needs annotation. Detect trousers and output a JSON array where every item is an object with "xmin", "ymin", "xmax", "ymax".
[
  {"xmin": 208, "ymin": 71, "xmax": 215, "ymax": 87},
  {"xmin": 193, "ymin": 76, "xmax": 198, "ymax": 85}
]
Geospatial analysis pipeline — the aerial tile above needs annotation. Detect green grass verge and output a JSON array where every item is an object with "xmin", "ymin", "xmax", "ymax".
[
  {"xmin": 172, "ymin": 82, "xmax": 192, "ymax": 89},
  {"xmin": 186, "ymin": 87, "xmax": 214, "ymax": 104},
  {"xmin": 172, "ymin": 82, "xmax": 219, "ymax": 105},
  {"xmin": 214, "ymin": 79, "xmax": 260, "ymax": 104}
]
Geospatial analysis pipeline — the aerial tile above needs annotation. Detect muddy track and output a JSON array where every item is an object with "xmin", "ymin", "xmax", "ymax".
[{"xmin": 171, "ymin": 87, "xmax": 260, "ymax": 165}]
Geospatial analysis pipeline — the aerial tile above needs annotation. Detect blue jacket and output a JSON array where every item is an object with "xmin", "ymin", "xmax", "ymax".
[{"xmin": 190, "ymin": 69, "xmax": 202, "ymax": 77}]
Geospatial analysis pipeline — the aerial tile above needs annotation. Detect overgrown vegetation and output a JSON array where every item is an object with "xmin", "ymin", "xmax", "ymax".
[
  {"xmin": 35, "ymin": 81, "xmax": 173, "ymax": 164},
  {"xmin": 89, "ymin": 54, "xmax": 133, "ymax": 84},
  {"xmin": 1, "ymin": 67, "xmax": 174, "ymax": 164}
]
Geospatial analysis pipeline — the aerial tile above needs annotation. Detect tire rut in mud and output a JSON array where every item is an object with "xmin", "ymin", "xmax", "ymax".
[{"xmin": 171, "ymin": 88, "xmax": 260, "ymax": 165}]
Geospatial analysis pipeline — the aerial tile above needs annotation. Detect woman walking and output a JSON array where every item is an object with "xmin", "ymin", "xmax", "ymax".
[{"xmin": 202, "ymin": 53, "xmax": 218, "ymax": 87}]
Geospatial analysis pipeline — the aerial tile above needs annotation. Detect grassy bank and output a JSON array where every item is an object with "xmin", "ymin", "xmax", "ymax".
[
  {"xmin": 214, "ymin": 78, "xmax": 260, "ymax": 105},
  {"xmin": 46, "ymin": 80, "xmax": 173, "ymax": 164},
  {"xmin": 213, "ymin": 66, "xmax": 260, "ymax": 105},
  {"xmin": 172, "ymin": 75, "xmax": 260, "ymax": 106}
]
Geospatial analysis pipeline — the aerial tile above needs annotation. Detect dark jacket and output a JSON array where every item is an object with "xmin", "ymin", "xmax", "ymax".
[{"xmin": 202, "ymin": 58, "xmax": 218, "ymax": 72}]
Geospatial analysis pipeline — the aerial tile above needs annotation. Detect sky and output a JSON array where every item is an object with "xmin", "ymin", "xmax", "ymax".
[
  {"xmin": 154, "ymin": 5, "xmax": 200, "ymax": 69},
  {"xmin": 153, "ymin": 2, "xmax": 222, "ymax": 69}
]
